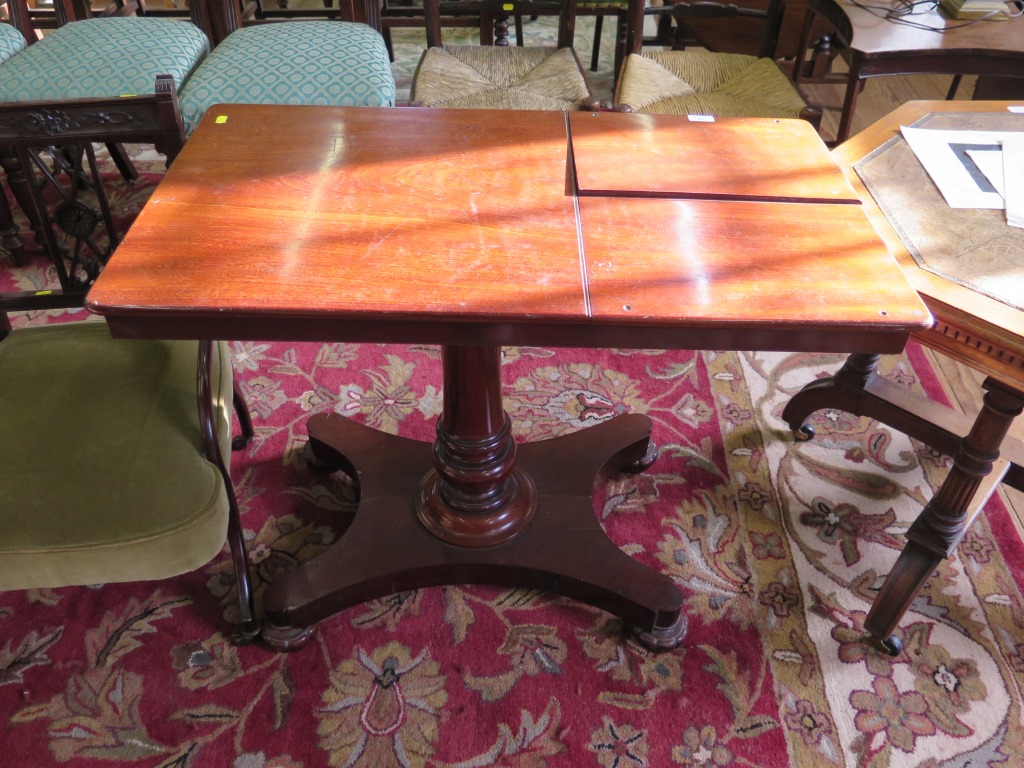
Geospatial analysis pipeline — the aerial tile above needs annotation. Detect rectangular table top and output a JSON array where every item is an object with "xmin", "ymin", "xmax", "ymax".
[{"xmin": 86, "ymin": 105, "xmax": 931, "ymax": 353}]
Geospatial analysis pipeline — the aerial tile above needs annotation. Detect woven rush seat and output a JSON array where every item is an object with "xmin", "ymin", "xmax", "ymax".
[
  {"xmin": 178, "ymin": 22, "xmax": 396, "ymax": 137},
  {"xmin": 615, "ymin": 50, "xmax": 809, "ymax": 117},
  {"xmin": 0, "ymin": 17, "xmax": 208, "ymax": 102},
  {"xmin": 0, "ymin": 324, "xmax": 235, "ymax": 590},
  {"xmin": 411, "ymin": 45, "xmax": 596, "ymax": 110}
]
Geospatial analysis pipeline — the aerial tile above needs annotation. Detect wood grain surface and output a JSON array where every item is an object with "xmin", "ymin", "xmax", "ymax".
[{"xmin": 87, "ymin": 104, "xmax": 930, "ymax": 352}]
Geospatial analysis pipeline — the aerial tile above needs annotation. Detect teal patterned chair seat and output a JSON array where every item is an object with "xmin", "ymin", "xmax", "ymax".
[
  {"xmin": 0, "ymin": 17, "xmax": 208, "ymax": 103},
  {"xmin": 0, "ymin": 23, "xmax": 27, "ymax": 66},
  {"xmin": 178, "ymin": 22, "xmax": 396, "ymax": 137}
]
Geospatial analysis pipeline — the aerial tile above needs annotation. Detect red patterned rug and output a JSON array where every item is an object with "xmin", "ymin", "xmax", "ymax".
[{"xmin": 3, "ymin": 161, "xmax": 1024, "ymax": 768}]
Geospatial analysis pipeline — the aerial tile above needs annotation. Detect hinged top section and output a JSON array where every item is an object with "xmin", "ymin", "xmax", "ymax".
[{"xmin": 568, "ymin": 111, "xmax": 861, "ymax": 203}]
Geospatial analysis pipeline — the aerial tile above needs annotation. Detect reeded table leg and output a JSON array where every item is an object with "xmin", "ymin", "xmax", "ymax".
[
  {"xmin": 865, "ymin": 380, "xmax": 1023, "ymax": 654},
  {"xmin": 262, "ymin": 345, "xmax": 686, "ymax": 652}
]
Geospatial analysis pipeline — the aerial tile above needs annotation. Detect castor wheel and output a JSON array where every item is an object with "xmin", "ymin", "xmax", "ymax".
[
  {"xmin": 303, "ymin": 439, "xmax": 339, "ymax": 473},
  {"xmin": 622, "ymin": 441, "xmax": 659, "ymax": 474},
  {"xmin": 793, "ymin": 424, "xmax": 815, "ymax": 441},
  {"xmin": 878, "ymin": 634, "xmax": 903, "ymax": 657},
  {"xmin": 232, "ymin": 434, "xmax": 252, "ymax": 451}
]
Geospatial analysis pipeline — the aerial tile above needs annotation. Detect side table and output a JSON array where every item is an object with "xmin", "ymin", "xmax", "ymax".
[
  {"xmin": 783, "ymin": 100, "xmax": 1024, "ymax": 654},
  {"xmin": 791, "ymin": 0, "xmax": 1024, "ymax": 144}
]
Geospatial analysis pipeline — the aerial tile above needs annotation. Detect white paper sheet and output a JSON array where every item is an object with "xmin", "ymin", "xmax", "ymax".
[{"xmin": 900, "ymin": 126, "xmax": 1017, "ymax": 209}]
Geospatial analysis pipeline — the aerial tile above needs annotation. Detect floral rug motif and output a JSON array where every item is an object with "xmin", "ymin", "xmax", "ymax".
[
  {"xmin": 2, "ymin": 32, "xmax": 1024, "ymax": 761},
  {"xmin": 4, "ymin": 165, "xmax": 1024, "ymax": 767}
]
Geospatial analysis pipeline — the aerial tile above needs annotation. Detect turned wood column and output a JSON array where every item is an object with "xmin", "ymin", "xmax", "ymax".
[{"xmin": 416, "ymin": 345, "xmax": 538, "ymax": 547}]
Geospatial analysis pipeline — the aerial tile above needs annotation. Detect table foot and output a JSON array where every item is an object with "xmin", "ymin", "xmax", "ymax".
[
  {"xmin": 261, "ymin": 622, "xmax": 316, "ymax": 652},
  {"xmin": 262, "ymin": 412, "xmax": 685, "ymax": 648},
  {"xmin": 630, "ymin": 611, "xmax": 688, "ymax": 652},
  {"xmin": 781, "ymin": 352, "xmax": 881, "ymax": 438}
]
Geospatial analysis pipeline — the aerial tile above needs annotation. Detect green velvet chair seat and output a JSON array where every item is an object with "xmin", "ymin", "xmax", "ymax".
[
  {"xmin": 0, "ymin": 23, "xmax": 27, "ymax": 66},
  {"xmin": 614, "ymin": 51, "xmax": 809, "ymax": 118},
  {"xmin": 178, "ymin": 22, "xmax": 396, "ymax": 137},
  {"xmin": 410, "ymin": 45, "xmax": 596, "ymax": 111},
  {"xmin": 0, "ymin": 322, "xmax": 234, "ymax": 589},
  {"xmin": 0, "ymin": 17, "xmax": 208, "ymax": 103}
]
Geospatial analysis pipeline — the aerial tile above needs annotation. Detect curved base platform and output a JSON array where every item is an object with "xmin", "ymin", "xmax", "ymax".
[{"xmin": 262, "ymin": 412, "xmax": 686, "ymax": 652}]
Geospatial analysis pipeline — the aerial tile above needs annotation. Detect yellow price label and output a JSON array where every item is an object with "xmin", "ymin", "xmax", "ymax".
[{"xmin": 215, "ymin": 115, "xmax": 229, "ymax": 124}]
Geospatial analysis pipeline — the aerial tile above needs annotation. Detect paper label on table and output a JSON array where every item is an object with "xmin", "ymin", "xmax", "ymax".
[
  {"xmin": 1009, "ymin": 106, "xmax": 1024, "ymax": 113},
  {"xmin": 215, "ymin": 115, "xmax": 228, "ymax": 124},
  {"xmin": 901, "ymin": 125, "xmax": 1019, "ymax": 209},
  {"xmin": 687, "ymin": 114, "xmax": 715, "ymax": 122}
]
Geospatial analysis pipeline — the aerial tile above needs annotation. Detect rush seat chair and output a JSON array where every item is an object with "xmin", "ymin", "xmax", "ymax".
[
  {"xmin": 613, "ymin": 0, "xmax": 821, "ymax": 126},
  {"xmin": 409, "ymin": 0, "xmax": 598, "ymax": 111}
]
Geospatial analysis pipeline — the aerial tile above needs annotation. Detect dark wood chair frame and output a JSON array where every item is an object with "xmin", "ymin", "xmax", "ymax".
[{"xmin": 0, "ymin": 0, "xmax": 189, "ymax": 272}]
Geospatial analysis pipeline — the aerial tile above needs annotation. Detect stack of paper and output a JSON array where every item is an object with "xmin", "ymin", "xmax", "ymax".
[
  {"xmin": 900, "ymin": 126, "xmax": 1024, "ymax": 228},
  {"xmin": 939, "ymin": 0, "xmax": 1012, "ymax": 19},
  {"xmin": 1005, "ymin": 134, "xmax": 1024, "ymax": 228}
]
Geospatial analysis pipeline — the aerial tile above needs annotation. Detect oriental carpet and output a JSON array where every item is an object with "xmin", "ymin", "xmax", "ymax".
[
  {"xmin": 3, "ymin": 17, "xmax": 1024, "ymax": 764},
  {"xmin": 3, "ymin": 154, "xmax": 1024, "ymax": 768}
]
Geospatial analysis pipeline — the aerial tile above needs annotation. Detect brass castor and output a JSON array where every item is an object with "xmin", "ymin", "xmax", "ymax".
[
  {"xmin": 793, "ymin": 424, "xmax": 815, "ymax": 441},
  {"xmin": 878, "ymin": 634, "xmax": 903, "ymax": 657}
]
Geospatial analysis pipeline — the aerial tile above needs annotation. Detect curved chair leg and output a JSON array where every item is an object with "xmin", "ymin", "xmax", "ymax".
[
  {"xmin": 0, "ymin": 176, "xmax": 26, "ymax": 266},
  {"xmin": 232, "ymin": 384, "xmax": 255, "ymax": 451},
  {"xmin": 781, "ymin": 352, "xmax": 881, "ymax": 440},
  {"xmin": 199, "ymin": 342, "xmax": 260, "ymax": 643}
]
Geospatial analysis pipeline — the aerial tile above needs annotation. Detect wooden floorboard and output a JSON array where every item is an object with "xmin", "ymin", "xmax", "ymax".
[{"xmin": 799, "ymin": 70, "xmax": 1024, "ymax": 536}]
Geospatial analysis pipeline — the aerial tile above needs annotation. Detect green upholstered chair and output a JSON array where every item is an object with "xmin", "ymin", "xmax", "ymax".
[
  {"xmin": 613, "ymin": 0, "xmax": 821, "ymax": 126},
  {"xmin": 0, "ymin": 14, "xmax": 206, "ymax": 156},
  {"xmin": 0, "ymin": 296, "xmax": 259, "ymax": 641},
  {"xmin": 178, "ymin": 20, "xmax": 396, "ymax": 138},
  {"xmin": 0, "ymin": 1, "xmax": 205, "ymax": 269},
  {"xmin": 410, "ymin": 0, "xmax": 598, "ymax": 110}
]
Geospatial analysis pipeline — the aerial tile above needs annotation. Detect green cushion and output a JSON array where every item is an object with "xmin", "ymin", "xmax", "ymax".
[
  {"xmin": 179, "ymin": 22, "xmax": 395, "ymax": 137},
  {"xmin": 0, "ymin": 18, "xmax": 208, "ymax": 103},
  {"xmin": 0, "ymin": 322, "xmax": 234, "ymax": 589},
  {"xmin": 0, "ymin": 23, "xmax": 27, "ymax": 66}
]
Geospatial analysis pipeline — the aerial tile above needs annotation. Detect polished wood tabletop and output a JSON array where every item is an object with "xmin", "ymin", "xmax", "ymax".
[
  {"xmin": 87, "ymin": 105, "xmax": 929, "ymax": 352},
  {"xmin": 87, "ymin": 105, "xmax": 931, "ymax": 651}
]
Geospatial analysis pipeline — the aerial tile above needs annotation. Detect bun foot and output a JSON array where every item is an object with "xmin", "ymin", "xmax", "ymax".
[
  {"xmin": 262, "ymin": 622, "xmax": 316, "ymax": 652},
  {"xmin": 630, "ymin": 611, "xmax": 687, "ymax": 652}
]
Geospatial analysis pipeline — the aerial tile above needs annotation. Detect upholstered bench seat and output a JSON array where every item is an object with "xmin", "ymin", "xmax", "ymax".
[
  {"xmin": 0, "ymin": 17, "xmax": 208, "ymax": 102},
  {"xmin": 0, "ymin": 323, "xmax": 234, "ymax": 589},
  {"xmin": 178, "ymin": 22, "xmax": 396, "ymax": 137},
  {"xmin": 615, "ymin": 51, "xmax": 809, "ymax": 118},
  {"xmin": 0, "ymin": 22, "xmax": 27, "ymax": 65},
  {"xmin": 410, "ymin": 45, "xmax": 596, "ymax": 111}
]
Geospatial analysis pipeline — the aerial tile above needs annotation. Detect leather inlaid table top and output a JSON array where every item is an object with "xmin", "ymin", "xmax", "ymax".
[
  {"xmin": 832, "ymin": 100, "xmax": 1024, "ymax": 391},
  {"xmin": 87, "ymin": 105, "xmax": 928, "ymax": 352}
]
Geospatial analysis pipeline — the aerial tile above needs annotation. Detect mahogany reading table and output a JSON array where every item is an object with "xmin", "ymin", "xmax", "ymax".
[{"xmin": 86, "ymin": 105, "xmax": 930, "ymax": 651}]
